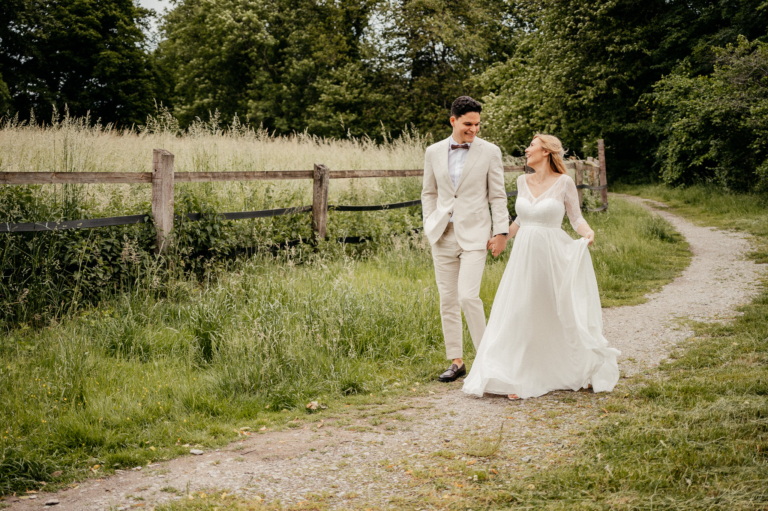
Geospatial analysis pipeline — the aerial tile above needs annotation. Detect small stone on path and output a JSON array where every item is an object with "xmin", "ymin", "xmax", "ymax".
[{"xmin": 190, "ymin": 449, "xmax": 204, "ymax": 455}]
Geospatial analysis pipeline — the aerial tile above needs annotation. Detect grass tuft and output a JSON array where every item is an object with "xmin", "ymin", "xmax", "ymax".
[{"xmin": 464, "ymin": 423, "xmax": 505, "ymax": 458}]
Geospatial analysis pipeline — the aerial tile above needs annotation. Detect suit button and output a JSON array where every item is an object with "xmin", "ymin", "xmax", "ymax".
[{"xmin": 454, "ymin": 195, "xmax": 458, "ymax": 198}]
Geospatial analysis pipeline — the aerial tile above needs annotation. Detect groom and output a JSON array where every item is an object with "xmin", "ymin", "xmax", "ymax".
[{"xmin": 421, "ymin": 96, "xmax": 510, "ymax": 382}]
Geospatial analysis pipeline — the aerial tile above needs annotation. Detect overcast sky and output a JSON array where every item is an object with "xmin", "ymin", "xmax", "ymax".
[
  {"xmin": 138, "ymin": 0, "xmax": 172, "ymax": 14},
  {"xmin": 138, "ymin": 0, "xmax": 171, "ymax": 39}
]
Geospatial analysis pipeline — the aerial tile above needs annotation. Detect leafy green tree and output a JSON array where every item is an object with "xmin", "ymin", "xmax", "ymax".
[
  {"xmin": 652, "ymin": 36, "xmax": 768, "ymax": 192},
  {"xmin": 371, "ymin": 0, "xmax": 519, "ymax": 137},
  {"xmin": 0, "ymin": 0, "xmax": 157, "ymax": 126},
  {"xmin": 479, "ymin": 0, "xmax": 768, "ymax": 183},
  {"xmin": 306, "ymin": 62, "xmax": 406, "ymax": 138},
  {"xmin": 157, "ymin": 0, "xmax": 517, "ymax": 138},
  {"xmin": 0, "ymin": 74, "xmax": 10, "ymax": 113},
  {"xmin": 157, "ymin": 0, "xmax": 380, "ymax": 135}
]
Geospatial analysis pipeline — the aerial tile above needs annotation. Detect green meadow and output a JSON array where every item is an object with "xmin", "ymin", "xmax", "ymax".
[
  {"xmin": 148, "ymin": 185, "xmax": 768, "ymax": 511},
  {"xmin": 0, "ymin": 194, "xmax": 689, "ymax": 495}
]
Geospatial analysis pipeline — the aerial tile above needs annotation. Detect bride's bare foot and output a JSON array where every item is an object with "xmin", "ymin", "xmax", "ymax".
[{"xmin": 508, "ymin": 394, "xmax": 520, "ymax": 400}]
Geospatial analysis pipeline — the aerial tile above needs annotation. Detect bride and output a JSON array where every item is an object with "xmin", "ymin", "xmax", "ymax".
[{"xmin": 462, "ymin": 134, "xmax": 620, "ymax": 400}]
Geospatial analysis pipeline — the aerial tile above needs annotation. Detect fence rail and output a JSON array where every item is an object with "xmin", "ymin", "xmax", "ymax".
[
  {"xmin": 0, "ymin": 140, "xmax": 609, "ymax": 249},
  {"xmin": 0, "ymin": 164, "xmax": 598, "ymax": 185},
  {"xmin": 0, "ymin": 172, "xmax": 153, "ymax": 184},
  {"xmin": 0, "ymin": 168, "xmax": 460, "ymax": 185}
]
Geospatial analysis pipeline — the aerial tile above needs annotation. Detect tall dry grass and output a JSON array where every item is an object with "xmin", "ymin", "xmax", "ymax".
[{"xmin": 0, "ymin": 109, "xmax": 435, "ymax": 215}]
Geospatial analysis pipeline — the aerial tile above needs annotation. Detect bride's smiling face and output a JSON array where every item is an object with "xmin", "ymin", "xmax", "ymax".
[{"xmin": 524, "ymin": 138, "xmax": 549, "ymax": 167}]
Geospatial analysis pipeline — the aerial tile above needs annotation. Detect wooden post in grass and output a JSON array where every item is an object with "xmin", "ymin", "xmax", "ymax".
[
  {"xmin": 312, "ymin": 164, "xmax": 330, "ymax": 239},
  {"xmin": 586, "ymin": 156, "xmax": 597, "ymax": 185},
  {"xmin": 597, "ymin": 139, "xmax": 608, "ymax": 208},
  {"xmin": 152, "ymin": 149, "xmax": 175, "ymax": 253},
  {"xmin": 575, "ymin": 160, "xmax": 584, "ymax": 207}
]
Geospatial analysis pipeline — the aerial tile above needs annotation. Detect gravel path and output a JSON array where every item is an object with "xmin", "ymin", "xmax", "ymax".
[
  {"xmin": 604, "ymin": 195, "xmax": 763, "ymax": 375},
  {"xmin": 7, "ymin": 196, "xmax": 764, "ymax": 511}
]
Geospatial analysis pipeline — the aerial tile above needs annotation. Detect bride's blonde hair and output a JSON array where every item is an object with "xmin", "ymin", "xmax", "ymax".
[{"xmin": 533, "ymin": 134, "xmax": 567, "ymax": 175}]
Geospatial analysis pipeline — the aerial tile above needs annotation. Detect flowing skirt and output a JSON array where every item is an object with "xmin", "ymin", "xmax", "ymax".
[{"xmin": 462, "ymin": 225, "xmax": 620, "ymax": 399}]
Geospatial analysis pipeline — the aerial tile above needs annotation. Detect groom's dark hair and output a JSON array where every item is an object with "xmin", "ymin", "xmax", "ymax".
[{"xmin": 451, "ymin": 96, "xmax": 482, "ymax": 119}]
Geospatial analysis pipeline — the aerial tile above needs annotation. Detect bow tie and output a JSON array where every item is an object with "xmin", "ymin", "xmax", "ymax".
[{"xmin": 451, "ymin": 143, "xmax": 470, "ymax": 150}]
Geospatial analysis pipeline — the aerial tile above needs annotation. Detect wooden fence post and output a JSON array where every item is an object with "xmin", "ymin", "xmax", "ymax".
[
  {"xmin": 312, "ymin": 164, "xmax": 330, "ymax": 239},
  {"xmin": 575, "ymin": 161, "xmax": 584, "ymax": 207},
  {"xmin": 586, "ymin": 156, "xmax": 597, "ymax": 186},
  {"xmin": 152, "ymin": 149, "xmax": 175, "ymax": 253},
  {"xmin": 597, "ymin": 139, "xmax": 608, "ymax": 208}
]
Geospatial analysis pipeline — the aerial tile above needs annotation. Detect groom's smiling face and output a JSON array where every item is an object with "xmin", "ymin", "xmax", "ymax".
[{"xmin": 450, "ymin": 112, "xmax": 480, "ymax": 144}]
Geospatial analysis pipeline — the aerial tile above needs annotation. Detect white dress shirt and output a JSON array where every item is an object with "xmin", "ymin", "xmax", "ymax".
[
  {"xmin": 448, "ymin": 135, "xmax": 470, "ymax": 188},
  {"xmin": 448, "ymin": 136, "xmax": 470, "ymax": 222}
]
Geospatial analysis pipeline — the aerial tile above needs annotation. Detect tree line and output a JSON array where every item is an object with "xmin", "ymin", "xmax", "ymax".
[{"xmin": 2, "ymin": 0, "xmax": 767, "ymax": 190}]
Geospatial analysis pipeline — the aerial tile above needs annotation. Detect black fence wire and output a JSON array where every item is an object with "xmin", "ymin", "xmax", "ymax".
[{"xmin": 0, "ymin": 185, "xmax": 607, "ymax": 235}]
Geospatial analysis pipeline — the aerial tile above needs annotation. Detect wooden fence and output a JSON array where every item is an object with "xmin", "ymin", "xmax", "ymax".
[{"xmin": 0, "ymin": 140, "xmax": 608, "ymax": 252}]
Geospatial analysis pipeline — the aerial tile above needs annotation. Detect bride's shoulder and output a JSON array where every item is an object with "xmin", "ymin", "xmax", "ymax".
[{"xmin": 559, "ymin": 173, "xmax": 576, "ymax": 187}]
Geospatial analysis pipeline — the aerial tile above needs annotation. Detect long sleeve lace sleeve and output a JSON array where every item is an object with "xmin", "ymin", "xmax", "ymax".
[
  {"xmin": 513, "ymin": 174, "xmax": 523, "ymax": 226},
  {"xmin": 564, "ymin": 175, "xmax": 586, "ymax": 231}
]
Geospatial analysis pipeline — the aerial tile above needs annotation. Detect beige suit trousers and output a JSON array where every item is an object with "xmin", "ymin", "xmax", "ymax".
[{"xmin": 431, "ymin": 224, "xmax": 488, "ymax": 360}]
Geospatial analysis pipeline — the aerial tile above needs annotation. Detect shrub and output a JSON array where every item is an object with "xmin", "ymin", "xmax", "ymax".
[{"xmin": 651, "ymin": 36, "xmax": 768, "ymax": 192}]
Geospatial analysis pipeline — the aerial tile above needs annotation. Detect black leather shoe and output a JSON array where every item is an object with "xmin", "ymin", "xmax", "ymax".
[{"xmin": 438, "ymin": 363, "xmax": 466, "ymax": 382}]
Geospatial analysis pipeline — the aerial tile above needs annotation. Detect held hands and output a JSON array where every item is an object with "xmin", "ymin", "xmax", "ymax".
[{"xmin": 487, "ymin": 234, "xmax": 507, "ymax": 257}]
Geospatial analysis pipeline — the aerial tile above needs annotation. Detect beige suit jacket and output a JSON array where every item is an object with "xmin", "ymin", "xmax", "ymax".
[{"xmin": 421, "ymin": 136, "xmax": 509, "ymax": 251}]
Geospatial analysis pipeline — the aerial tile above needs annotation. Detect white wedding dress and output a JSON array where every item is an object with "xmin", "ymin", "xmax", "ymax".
[{"xmin": 462, "ymin": 173, "xmax": 620, "ymax": 399}]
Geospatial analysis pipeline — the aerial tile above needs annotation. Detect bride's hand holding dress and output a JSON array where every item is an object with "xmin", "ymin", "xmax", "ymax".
[{"xmin": 574, "ymin": 222, "xmax": 595, "ymax": 246}]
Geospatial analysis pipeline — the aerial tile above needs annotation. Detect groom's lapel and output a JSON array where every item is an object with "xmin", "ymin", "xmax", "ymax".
[
  {"xmin": 436, "ymin": 138, "xmax": 452, "ymax": 189},
  {"xmin": 456, "ymin": 138, "xmax": 485, "ymax": 191}
]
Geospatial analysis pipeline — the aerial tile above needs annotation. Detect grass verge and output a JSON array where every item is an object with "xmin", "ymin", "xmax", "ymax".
[
  {"xmin": 613, "ymin": 183, "xmax": 768, "ymax": 263},
  {"xmin": 0, "ymin": 196, "xmax": 689, "ymax": 497}
]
